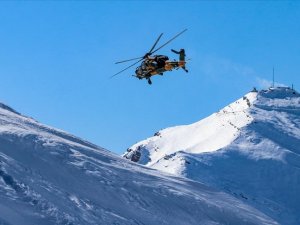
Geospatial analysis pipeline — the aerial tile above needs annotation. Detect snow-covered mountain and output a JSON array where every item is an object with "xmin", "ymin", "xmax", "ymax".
[
  {"xmin": 0, "ymin": 101, "xmax": 277, "ymax": 224},
  {"xmin": 124, "ymin": 87, "xmax": 300, "ymax": 225}
]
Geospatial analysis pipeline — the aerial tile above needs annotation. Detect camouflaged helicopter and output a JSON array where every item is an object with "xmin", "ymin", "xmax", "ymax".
[{"xmin": 112, "ymin": 29, "xmax": 188, "ymax": 85}]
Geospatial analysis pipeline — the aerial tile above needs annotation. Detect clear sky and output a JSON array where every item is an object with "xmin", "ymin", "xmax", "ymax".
[{"xmin": 0, "ymin": 1, "xmax": 299, "ymax": 154}]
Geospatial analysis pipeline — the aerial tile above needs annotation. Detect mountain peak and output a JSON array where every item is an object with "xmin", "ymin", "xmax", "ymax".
[
  {"xmin": 124, "ymin": 86, "xmax": 300, "ymax": 225},
  {"xmin": 124, "ymin": 89, "xmax": 259, "ymax": 165},
  {"xmin": 124, "ymin": 87, "xmax": 300, "ymax": 166}
]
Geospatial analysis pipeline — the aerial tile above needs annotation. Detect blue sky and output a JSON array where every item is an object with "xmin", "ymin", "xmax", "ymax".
[{"xmin": 0, "ymin": 1, "xmax": 299, "ymax": 154}]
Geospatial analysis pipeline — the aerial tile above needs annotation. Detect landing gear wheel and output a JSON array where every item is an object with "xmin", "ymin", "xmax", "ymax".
[
  {"xmin": 182, "ymin": 67, "xmax": 188, "ymax": 73},
  {"xmin": 147, "ymin": 78, "xmax": 152, "ymax": 85}
]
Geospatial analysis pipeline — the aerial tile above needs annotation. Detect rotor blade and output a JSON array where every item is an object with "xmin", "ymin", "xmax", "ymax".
[
  {"xmin": 148, "ymin": 33, "xmax": 163, "ymax": 54},
  {"xmin": 151, "ymin": 29, "xmax": 187, "ymax": 54},
  {"xmin": 115, "ymin": 56, "xmax": 143, "ymax": 64},
  {"xmin": 115, "ymin": 33, "xmax": 163, "ymax": 64},
  {"xmin": 110, "ymin": 59, "xmax": 143, "ymax": 78}
]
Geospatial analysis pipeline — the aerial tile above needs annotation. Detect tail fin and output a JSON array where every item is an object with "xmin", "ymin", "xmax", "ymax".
[
  {"xmin": 172, "ymin": 49, "xmax": 187, "ymax": 72},
  {"xmin": 171, "ymin": 49, "xmax": 185, "ymax": 61}
]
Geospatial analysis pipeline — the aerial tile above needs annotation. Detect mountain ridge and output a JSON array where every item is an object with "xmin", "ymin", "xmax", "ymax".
[{"xmin": 0, "ymin": 99, "xmax": 277, "ymax": 224}]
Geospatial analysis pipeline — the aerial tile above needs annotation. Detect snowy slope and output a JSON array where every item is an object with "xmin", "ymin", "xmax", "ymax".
[
  {"xmin": 0, "ymin": 102, "xmax": 277, "ymax": 224},
  {"xmin": 124, "ymin": 87, "xmax": 300, "ymax": 224}
]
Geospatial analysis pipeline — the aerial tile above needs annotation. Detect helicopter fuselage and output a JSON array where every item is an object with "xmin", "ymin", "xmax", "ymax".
[{"xmin": 134, "ymin": 55, "xmax": 186, "ymax": 80}]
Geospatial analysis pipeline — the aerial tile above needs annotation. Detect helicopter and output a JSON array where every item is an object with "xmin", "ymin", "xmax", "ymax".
[{"xmin": 112, "ymin": 29, "xmax": 188, "ymax": 85}]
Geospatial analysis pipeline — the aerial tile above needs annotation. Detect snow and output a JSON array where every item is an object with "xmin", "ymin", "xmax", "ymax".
[
  {"xmin": 125, "ymin": 91, "xmax": 258, "ymax": 165},
  {"xmin": 125, "ymin": 87, "xmax": 300, "ymax": 225},
  {"xmin": 0, "ymin": 101, "xmax": 277, "ymax": 224}
]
